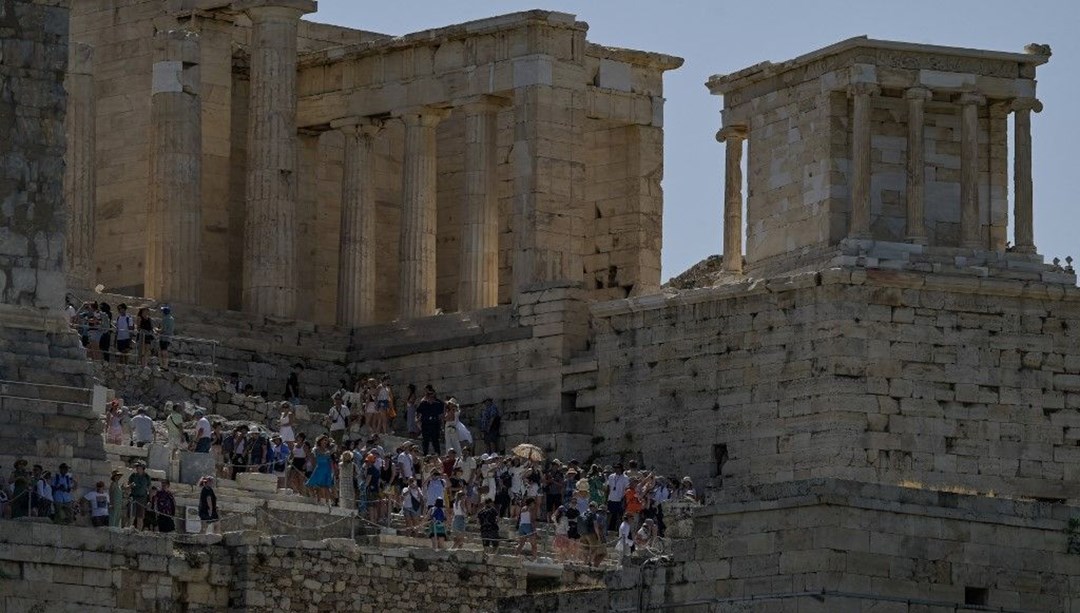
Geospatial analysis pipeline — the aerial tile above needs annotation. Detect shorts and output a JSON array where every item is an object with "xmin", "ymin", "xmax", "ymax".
[
  {"xmin": 117, "ymin": 338, "xmax": 132, "ymax": 353},
  {"xmin": 518, "ymin": 523, "xmax": 534, "ymax": 537},
  {"xmin": 159, "ymin": 340, "xmax": 171, "ymax": 351},
  {"xmin": 452, "ymin": 515, "xmax": 466, "ymax": 532},
  {"xmin": 404, "ymin": 506, "xmax": 421, "ymax": 518},
  {"xmin": 377, "ymin": 399, "xmax": 389, "ymax": 411},
  {"xmin": 91, "ymin": 515, "xmax": 108, "ymax": 527},
  {"xmin": 140, "ymin": 334, "xmax": 154, "ymax": 346},
  {"xmin": 430, "ymin": 521, "xmax": 447, "ymax": 538},
  {"xmin": 292, "ymin": 458, "xmax": 306, "ymax": 471}
]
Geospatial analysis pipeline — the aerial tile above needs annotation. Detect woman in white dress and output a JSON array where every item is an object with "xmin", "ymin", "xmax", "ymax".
[
  {"xmin": 278, "ymin": 401, "xmax": 295, "ymax": 443},
  {"xmin": 443, "ymin": 398, "xmax": 462, "ymax": 453}
]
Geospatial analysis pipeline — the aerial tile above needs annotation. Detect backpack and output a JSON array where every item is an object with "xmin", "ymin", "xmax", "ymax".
[{"xmin": 578, "ymin": 510, "xmax": 595, "ymax": 535}]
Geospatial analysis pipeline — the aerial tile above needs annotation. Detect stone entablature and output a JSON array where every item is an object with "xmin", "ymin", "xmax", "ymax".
[{"xmin": 707, "ymin": 36, "xmax": 1050, "ymax": 276}]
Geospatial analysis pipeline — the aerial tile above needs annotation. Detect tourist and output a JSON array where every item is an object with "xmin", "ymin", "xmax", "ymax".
[
  {"xmin": 404, "ymin": 383, "xmax": 419, "ymax": 438},
  {"xmin": 478, "ymin": 497, "xmax": 500, "ymax": 553},
  {"xmin": 155, "ymin": 480, "xmax": 176, "ymax": 533},
  {"xmin": 227, "ymin": 372, "xmax": 243, "ymax": 394},
  {"xmin": 605, "ymin": 463, "xmax": 629, "ymax": 532},
  {"xmin": 578, "ymin": 502, "xmax": 602, "ymax": 567},
  {"xmin": 278, "ymin": 401, "xmax": 296, "ymax": 443},
  {"xmin": 551, "ymin": 504, "xmax": 572, "ymax": 562},
  {"xmin": 543, "ymin": 465, "xmax": 564, "ymax": 522},
  {"xmin": 105, "ymin": 400, "xmax": 124, "ymax": 445},
  {"xmin": 402, "ymin": 478, "xmax": 424, "ymax": 537},
  {"xmin": 198, "ymin": 476, "xmax": 219, "ymax": 534},
  {"xmin": 287, "ymin": 432, "xmax": 309, "ymax": 493},
  {"xmin": 285, "ymin": 363, "xmax": 302, "ymax": 405},
  {"xmin": 305, "ymin": 435, "xmax": 335, "ymax": 504},
  {"xmin": 375, "ymin": 376, "xmax": 394, "ymax": 434},
  {"xmin": 131, "ymin": 407, "xmax": 154, "ymax": 447},
  {"xmin": 51, "ymin": 463, "xmax": 77, "ymax": 524},
  {"xmin": 97, "ymin": 302, "xmax": 113, "ymax": 361},
  {"xmin": 86, "ymin": 301, "xmax": 103, "ymax": 360},
  {"xmin": 271, "ymin": 434, "xmax": 290, "ymax": 489},
  {"xmin": 479, "ymin": 398, "xmax": 501, "ymax": 453},
  {"xmin": 624, "ymin": 477, "xmax": 643, "ymax": 524},
  {"xmin": 193, "ymin": 409, "xmax": 212, "ymax": 452},
  {"xmin": 617, "ymin": 513, "xmax": 634, "ymax": 562},
  {"xmin": 416, "ymin": 385, "xmax": 444, "ymax": 455},
  {"xmin": 362, "ymin": 452, "xmax": 381, "ymax": 523},
  {"xmin": 428, "ymin": 497, "xmax": 448, "ymax": 550},
  {"xmin": 83, "ymin": 481, "xmax": 110, "ymax": 527},
  {"xmin": 164, "ymin": 402, "xmax": 184, "ymax": 449},
  {"xmin": 451, "ymin": 490, "xmax": 468, "ymax": 549},
  {"xmin": 679, "ymin": 476, "xmax": 698, "ymax": 502},
  {"xmin": 210, "ymin": 422, "xmax": 225, "ymax": 476},
  {"xmin": 327, "ymin": 392, "xmax": 350, "ymax": 446},
  {"xmin": 108, "ymin": 470, "xmax": 124, "ymax": 527},
  {"xmin": 635, "ymin": 518, "xmax": 657, "ymax": 551},
  {"xmin": 443, "ymin": 397, "xmax": 462, "ymax": 454},
  {"xmin": 136, "ymin": 307, "xmax": 154, "ymax": 367},
  {"xmin": 424, "ymin": 468, "xmax": 446, "ymax": 509},
  {"xmin": 34, "ymin": 468, "xmax": 53, "ymax": 518},
  {"xmin": 145, "ymin": 486, "xmax": 159, "ymax": 531},
  {"xmin": 8, "ymin": 460, "xmax": 31, "ymax": 519},
  {"xmin": 514, "ymin": 496, "xmax": 538, "ymax": 559},
  {"xmin": 115, "ymin": 302, "xmax": 135, "ymax": 364},
  {"xmin": 158, "ymin": 305, "xmax": 174, "ymax": 370},
  {"xmin": 127, "ymin": 461, "xmax": 151, "ymax": 530},
  {"xmin": 337, "ymin": 450, "xmax": 355, "ymax": 510},
  {"xmin": 247, "ymin": 431, "xmax": 271, "ymax": 474}
]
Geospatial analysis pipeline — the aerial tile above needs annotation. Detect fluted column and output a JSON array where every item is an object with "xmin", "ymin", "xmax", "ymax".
[
  {"xmin": 332, "ymin": 117, "xmax": 381, "ymax": 327},
  {"xmin": 64, "ymin": 43, "xmax": 96, "ymax": 289},
  {"xmin": 848, "ymin": 83, "xmax": 879, "ymax": 239},
  {"xmin": 146, "ymin": 30, "xmax": 202, "ymax": 304},
  {"xmin": 904, "ymin": 87, "xmax": 932, "ymax": 244},
  {"xmin": 717, "ymin": 125, "xmax": 747, "ymax": 273},
  {"xmin": 398, "ymin": 107, "xmax": 449, "ymax": 319},
  {"xmin": 957, "ymin": 92, "xmax": 986, "ymax": 249},
  {"xmin": 236, "ymin": 0, "xmax": 316, "ymax": 318},
  {"xmin": 459, "ymin": 98, "xmax": 504, "ymax": 311},
  {"xmin": 1012, "ymin": 97, "xmax": 1042, "ymax": 254}
]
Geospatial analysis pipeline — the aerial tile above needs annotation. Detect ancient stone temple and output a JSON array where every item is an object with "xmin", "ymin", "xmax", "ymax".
[
  {"xmin": 3, "ymin": 0, "xmax": 1080, "ymax": 610},
  {"xmin": 68, "ymin": 1, "xmax": 679, "ymax": 324}
]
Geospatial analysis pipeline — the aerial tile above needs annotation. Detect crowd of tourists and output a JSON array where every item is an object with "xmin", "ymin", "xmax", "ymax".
[
  {"xmin": 0, "ymin": 458, "xmax": 180, "ymax": 533},
  {"xmin": 66, "ymin": 298, "xmax": 175, "ymax": 368}
]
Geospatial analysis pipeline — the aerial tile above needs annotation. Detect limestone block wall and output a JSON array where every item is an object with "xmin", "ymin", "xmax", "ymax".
[
  {"xmin": 590, "ymin": 269, "xmax": 1080, "ymax": 502},
  {"xmin": 653, "ymin": 480, "xmax": 1080, "ymax": 612},
  {"xmin": 0, "ymin": 0, "xmax": 69, "ymax": 308},
  {"xmin": 0, "ymin": 523, "xmax": 611, "ymax": 613}
]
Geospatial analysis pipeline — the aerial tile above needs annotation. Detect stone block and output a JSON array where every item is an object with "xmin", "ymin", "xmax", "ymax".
[{"xmin": 179, "ymin": 451, "xmax": 216, "ymax": 485}]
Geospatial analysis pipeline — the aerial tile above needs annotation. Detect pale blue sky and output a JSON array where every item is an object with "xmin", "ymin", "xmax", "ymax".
[{"xmin": 310, "ymin": 0, "xmax": 1079, "ymax": 280}]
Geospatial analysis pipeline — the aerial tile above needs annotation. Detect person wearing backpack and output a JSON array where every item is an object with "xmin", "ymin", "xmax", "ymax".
[
  {"xmin": 578, "ymin": 501, "xmax": 601, "ymax": 566},
  {"xmin": 52, "ymin": 464, "xmax": 76, "ymax": 523},
  {"xmin": 114, "ymin": 303, "xmax": 135, "ymax": 363}
]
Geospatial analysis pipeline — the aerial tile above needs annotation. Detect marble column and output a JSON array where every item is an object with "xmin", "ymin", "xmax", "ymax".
[
  {"xmin": 332, "ymin": 117, "xmax": 381, "ymax": 327},
  {"xmin": 957, "ymin": 92, "xmax": 986, "ymax": 249},
  {"xmin": 848, "ymin": 83, "xmax": 879, "ymax": 239},
  {"xmin": 904, "ymin": 87, "xmax": 932, "ymax": 244},
  {"xmin": 717, "ymin": 125, "xmax": 747, "ymax": 273},
  {"xmin": 398, "ymin": 107, "xmax": 449, "ymax": 319},
  {"xmin": 64, "ymin": 43, "xmax": 95, "ymax": 289},
  {"xmin": 236, "ymin": 0, "xmax": 315, "ymax": 318},
  {"xmin": 146, "ymin": 30, "xmax": 202, "ymax": 304},
  {"xmin": 458, "ymin": 97, "xmax": 504, "ymax": 311},
  {"xmin": 1012, "ymin": 97, "xmax": 1042, "ymax": 254}
]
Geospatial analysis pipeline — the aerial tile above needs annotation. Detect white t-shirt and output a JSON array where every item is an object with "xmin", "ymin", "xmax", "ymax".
[
  {"xmin": 196, "ymin": 417, "xmax": 211, "ymax": 440},
  {"xmin": 619, "ymin": 521, "xmax": 633, "ymax": 546},
  {"xmin": 456, "ymin": 456, "xmax": 477, "ymax": 483},
  {"xmin": 396, "ymin": 452, "xmax": 415, "ymax": 479},
  {"xmin": 329, "ymin": 405, "xmax": 349, "ymax": 431},
  {"xmin": 426, "ymin": 478, "xmax": 445, "ymax": 507},
  {"xmin": 115, "ymin": 314, "xmax": 134, "ymax": 341},
  {"xmin": 131, "ymin": 414, "xmax": 154, "ymax": 443},
  {"xmin": 83, "ymin": 490, "xmax": 110, "ymax": 517},
  {"xmin": 606, "ymin": 473, "xmax": 630, "ymax": 502}
]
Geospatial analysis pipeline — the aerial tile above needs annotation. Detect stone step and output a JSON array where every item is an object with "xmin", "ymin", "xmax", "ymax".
[{"xmin": 0, "ymin": 380, "xmax": 93, "ymax": 404}]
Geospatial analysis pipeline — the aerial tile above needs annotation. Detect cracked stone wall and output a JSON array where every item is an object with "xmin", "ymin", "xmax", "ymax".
[{"xmin": 0, "ymin": 0, "xmax": 69, "ymax": 308}]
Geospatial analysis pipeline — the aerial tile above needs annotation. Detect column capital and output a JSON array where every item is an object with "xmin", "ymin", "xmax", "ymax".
[
  {"xmin": 453, "ymin": 94, "xmax": 512, "ymax": 113},
  {"xmin": 330, "ymin": 116, "xmax": 384, "ymax": 137},
  {"xmin": 232, "ymin": 0, "xmax": 317, "ymax": 17},
  {"xmin": 955, "ymin": 91, "xmax": 986, "ymax": 106},
  {"xmin": 395, "ymin": 106, "xmax": 451, "ymax": 128},
  {"xmin": 716, "ymin": 125, "xmax": 747, "ymax": 143},
  {"xmin": 904, "ymin": 86, "xmax": 933, "ymax": 102},
  {"xmin": 1011, "ymin": 97, "xmax": 1044, "ymax": 114},
  {"xmin": 847, "ymin": 82, "xmax": 880, "ymax": 97}
]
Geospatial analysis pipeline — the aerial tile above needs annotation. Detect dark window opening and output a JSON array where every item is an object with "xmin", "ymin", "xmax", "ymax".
[
  {"xmin": 964, "ymin": 587, "xmax": 988, "ymax": 606},
  {"xmin": 713, "ymin": 444, "xmax": 729, "ymax": 479}
]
